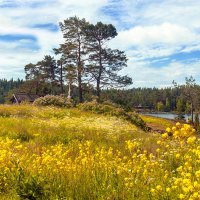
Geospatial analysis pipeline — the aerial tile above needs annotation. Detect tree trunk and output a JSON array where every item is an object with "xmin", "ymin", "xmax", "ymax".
[
  {"xmin": 78, "ymin": 72, "xmax": 83, "ymax": 102},
  {"xmin": 68, "ymin": 82, "xmax": 71, "ymax": 99},
  {"xmin": 35, "ymin": 80, "xmax": 39, "ymax": 95},
  {"xmin": 60, "ymin": 61, "xmax": 64, "ymax": 94},
  {"xmin": 96, "ymin": 40, "xmax": 102, "ymax": 100},
  {"xmin": 191, "ymin": 102, "xmax": 194, "ymax": 124},
  {"xmin": 96, "ymin": 79, "xmax": 101, "ymax": 99},
  {"xmin": 77, "ymin": 40, "xmax": 83, "ymax": 103}
]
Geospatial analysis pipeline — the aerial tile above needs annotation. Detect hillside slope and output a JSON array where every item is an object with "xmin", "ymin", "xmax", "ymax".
[{"xmin": 0, "ymin": 105, "xmax": 144, "ymax": 146}]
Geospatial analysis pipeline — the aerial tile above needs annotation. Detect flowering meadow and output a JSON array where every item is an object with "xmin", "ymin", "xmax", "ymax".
[{"xmin": 0, "ymin": 105, "xmax": 200, "ymax": 199}]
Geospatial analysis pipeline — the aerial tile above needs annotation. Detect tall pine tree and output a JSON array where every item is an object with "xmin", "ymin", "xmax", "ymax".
[
  {"xmin": 84, "ymin": 22, "xmax": 132, "ymax": 99},
  {"xmin": 56, "ymin": 16, "xmax": 89, "ymax": 102}
]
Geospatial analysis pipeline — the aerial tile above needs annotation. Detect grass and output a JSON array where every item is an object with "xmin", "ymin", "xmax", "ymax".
[
  {"xmin": 0, "ymin": 105, "xmax": 143, "ymax": 146},
  {"xmin": 0, "ymin": 105, "xmax": 199, "ymax": 199},
  {"xmin": 140, "ymin": 114, "xmax": 175, "ymax": 131}
]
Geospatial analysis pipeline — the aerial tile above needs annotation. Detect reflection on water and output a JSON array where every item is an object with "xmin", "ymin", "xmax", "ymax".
[{"xmin": 142, "ymin": 113, "xmax": 192, "ymax": 120}]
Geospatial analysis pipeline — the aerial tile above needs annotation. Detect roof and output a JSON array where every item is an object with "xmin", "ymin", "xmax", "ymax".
[
  {"xmin": 134, "ymin": 105, "xmax": 154, "ymax": 109},
  {"xmin": 11, "ymin": 93, "xmax": 40, "ymax": 103}
]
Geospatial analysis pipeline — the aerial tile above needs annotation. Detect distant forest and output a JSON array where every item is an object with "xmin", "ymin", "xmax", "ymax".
[
  {"xmin": 0, "ymin": 79, "xmax": 23, "ymax": 103},
  {"xmin": 1, "ymin": 77, "xmax": 197, "ymax": 116}
]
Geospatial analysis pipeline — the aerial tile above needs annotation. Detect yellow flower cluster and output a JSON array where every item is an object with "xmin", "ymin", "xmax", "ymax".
[{"xmin": 163, "ymin": 122, "xmax": 197, "ymax": 144}]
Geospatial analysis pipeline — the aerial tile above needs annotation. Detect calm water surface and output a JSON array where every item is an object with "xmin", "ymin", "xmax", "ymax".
[{"xmin": 142, "ymin": 112, "xmax": 192, "ymax": 120}]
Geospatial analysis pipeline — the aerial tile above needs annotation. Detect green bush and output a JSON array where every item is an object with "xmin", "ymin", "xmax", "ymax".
[
  {"xmin": 33, "ymin": 95, "xmax": 74, "ymax": 108},
  {"xmin": 126, "ymin": 112, "xmax": 149, "ymax": 131},
  {"xmin": 78, "ymin": 101, "xmax": 149, "ymax": 131},
  {"xmin": 77, "ymin": 100, "xmax": 124, "ymax": 115}
]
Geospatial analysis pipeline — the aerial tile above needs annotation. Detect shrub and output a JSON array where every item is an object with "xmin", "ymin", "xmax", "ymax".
[
  {"xmin": 77, "ymin": 101, "xmax": 149, "ymax": 131},
  {"xmin": 77, "ymin": 100, "xmax": 124, "ymax": 115},
  {"xmin": 175, "ymin": 113, "xmax": 185, "ymax": 120},
  {"xmin": 126, "ymin": 112, "xmax": 149, "ymax": 131},
  {"xmin": 33, "ymin": 95, "xmax": 74, "ymax": 108}
]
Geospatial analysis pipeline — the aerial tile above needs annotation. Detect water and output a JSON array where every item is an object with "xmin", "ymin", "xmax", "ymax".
[{"xmin": 142, "ymin": 112, "xmax": 192, "ymax": 121}]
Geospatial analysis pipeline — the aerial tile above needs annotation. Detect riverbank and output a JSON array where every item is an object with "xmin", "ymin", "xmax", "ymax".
[{"xmin": 140, "ymin": 114, "xmax": 176, "ymax": 133}]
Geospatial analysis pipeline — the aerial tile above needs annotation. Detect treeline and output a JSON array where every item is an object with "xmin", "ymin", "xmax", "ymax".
[
  {"xmin": 102, "ymin": 77, "xmax": 200, "ymax": 116},
  {"xmin": 101, "ymin": 87, "xmax": 180, "ymax": 111},
  {"xmin": 101, "ymin": 87, "xmax": 191, "ymax": 112},
  {"xmin": 1, "ymin": 77, "xmax": 199, "ymax": 122},
  {"xmin": 0, "ymin": 79, "xmax": 23, "ymax": 103}
]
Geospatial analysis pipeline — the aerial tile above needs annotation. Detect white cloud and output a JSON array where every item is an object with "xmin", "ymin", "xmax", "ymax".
[
  {"xmin": 126, "ymin": 59, "xmax": 200, "ymax": 88},
  {"xmin": 0, "ymin": 0, "xmax": 200, "ymax": 87},
  {"xmin": 114, "ymin": 23, "xmax": 197, "ymax": 47},
  {"xmin": 109, "ymin": 22, "xmax": 200, "ymax": 62},
  {"xmin": 0, "ymin": 0, "xmax": 110, "ymax": 80}
]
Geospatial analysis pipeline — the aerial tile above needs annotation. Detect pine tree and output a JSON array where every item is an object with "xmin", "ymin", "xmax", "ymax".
[
  {"xmin": 56, "ymin": 58, "xmax": 65, "ymax": 94},
  {"xmin": 84, "ymin": 22, "xmax": 132, "ymax": 99},
  {"xmin": 38, "ymin": 55, "xmax": 58, "ymax": 83},
  {"xmin": 165, "ymin": 98, "xmax": 170, "ymax": 112},
  {"xmin": 24, "ymin": 63, "xmax": 41, "ymax": 94},
  {"xmin": 56, "ymin": 16, "xmax": 89, "ymax": 102},
  {"xmin": 176, "ymin": 98, "xmax": 184, "ymax": 113},
  {"xmin": 24, "ymin": 56, "xmax": 58, "ymax": 95}
]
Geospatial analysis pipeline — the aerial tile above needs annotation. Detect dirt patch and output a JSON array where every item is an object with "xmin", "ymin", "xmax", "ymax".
[{"xmin": 146, "ymin": 123, "xmax": 166, "ymax": 134}]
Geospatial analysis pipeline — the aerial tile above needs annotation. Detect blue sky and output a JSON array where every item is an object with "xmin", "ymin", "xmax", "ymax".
[{"xmin": 0, "ymin": 0, "xmax": 200, "ymax": 87}]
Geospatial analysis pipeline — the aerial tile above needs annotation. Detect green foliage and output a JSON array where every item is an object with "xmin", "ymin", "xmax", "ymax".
[
  {"xmin": 156, "ymin": 101, "xmax": 165, "ymax": 112},
  {"xmin": 77, "ymin": 100, "xmax": 123, "ymax": 114},
  {"xmin": 185, "ymin": 101, "xmax": 191, "ymax": 114},
  {"xmin": 21, "ymin": 18, "xmax": 132, "ymax": 101},
  {"xmin": 174, "ymin": 76, "xmax": 200, "ymax": 123},
  {"xmin": 126, "ymin": 111, "xmax": 149, "ymax": 131},
  {"xmin": 101, "ymin": 88, "xmax": 181, "ymax": 112},
  {"xmin": 77, "ymin": 101, "xmax": 148, "ymax": 131},
  {"xmin": 56, "ymin": 17, "xmax": 90, "ymax": 102},
  {"xmin": 84, "ymin": 22, "xmax": 132, "ymax": 98},
  {"xmin": 13, "ymin": 131, "xmax": 34, "ymax": 142},
  {"xmin": 16, "ymin": 169, "xmax": 45, "ymax": 200},
  {"xmin": 176, "ymin": 98, "xmax": 185, "ymax": 113},
  {"xmin": 175, "ymin": 114, "xmax": 185, "ymax": 120},
  {"xmin": 0, "ymin": 78, "xmax": 23, "ymax": 103},
  {"xmin": 33, "ymin": 95, "xmax": 74, "ymax": 108},
  {"xmin": 0, "ymin": 171, "xmax": 10, "ymax": 193},
  {"xmin": 165, "ymin": 98, "xmax": 170, "ymax": 112},
  {"xmin": 24, "ymin": 56, "xmax": 60, "ymax": 95}
]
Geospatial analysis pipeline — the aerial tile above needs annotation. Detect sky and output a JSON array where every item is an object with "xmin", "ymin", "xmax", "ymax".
[{"xmin": 0, "ymin": 0, "xmax": 200, "ymax": 88}]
